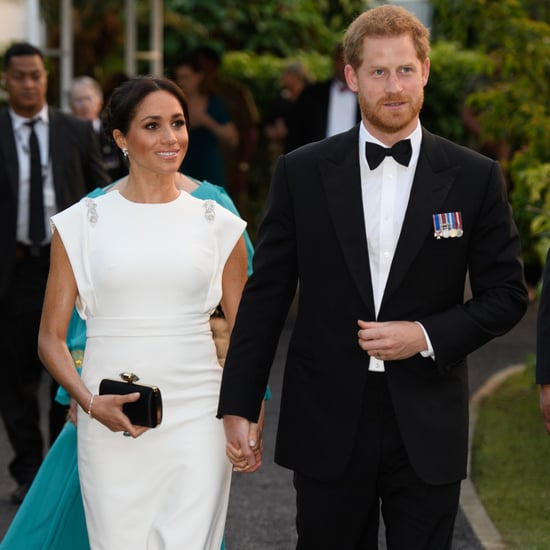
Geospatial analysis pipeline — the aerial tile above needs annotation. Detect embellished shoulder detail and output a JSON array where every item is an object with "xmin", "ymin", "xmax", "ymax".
[
  {"xmin": 203, "ymin": 199, "xmax": 215, "ymax": 222},
  {"xmin": 85, "ymin": 198, "xmax": 98, "ymax": 226}
]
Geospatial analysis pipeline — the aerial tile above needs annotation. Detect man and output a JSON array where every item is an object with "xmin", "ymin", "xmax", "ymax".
[
  {"xmin": 69, "ymin": 75, "xmax": 127, "ymax": 182},
  {"xmin": 218, "ymin": 6, "xmax": 528, "ymax": 549},
  {"xmin": 0, "ymin": 43, "xmax": 109, "ymax": 504},
  {"xmin": 263, "ymin": 62, "xmax": 310, "ymax": 157},
  {"xmin": 285, "ymin": 43, "xmax": 361, "ymax": 152}
]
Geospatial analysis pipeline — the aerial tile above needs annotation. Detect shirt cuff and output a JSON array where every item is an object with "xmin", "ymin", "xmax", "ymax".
[{"xmin": 415, "ymin": 321, "xmax": 435, "ymax": 360}]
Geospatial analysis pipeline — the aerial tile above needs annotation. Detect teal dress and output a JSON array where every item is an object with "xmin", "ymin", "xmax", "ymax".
[
  {"xmin": 180, "ymin": 96, "xmax": 231, "ymax": 189},
  {"xmin": 0, "ymin": 180, "xmax": 263, "ymax": 550}
]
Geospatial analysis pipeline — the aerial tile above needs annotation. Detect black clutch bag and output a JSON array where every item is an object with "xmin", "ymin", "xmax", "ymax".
[{"xmin": 99, "ymin": 372, "xmax": 163, "ymax": 428}]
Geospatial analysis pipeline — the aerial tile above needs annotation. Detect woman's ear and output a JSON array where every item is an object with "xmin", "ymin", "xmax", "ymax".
[{"xmin": 112, "ymin": 129, "xmax": 126, "ymax": 151}]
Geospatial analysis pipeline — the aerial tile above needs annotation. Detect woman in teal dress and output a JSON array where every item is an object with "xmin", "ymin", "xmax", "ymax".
[
  {"xmin": 1, "ymin": 177, "xmax": 265, "ymax": 550},
  {"xmin": 174, "ymin": 55, "xmax": 239, "ymax": 190}
]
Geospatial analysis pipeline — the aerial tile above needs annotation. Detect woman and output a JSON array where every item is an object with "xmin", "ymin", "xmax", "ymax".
[
  {"xmin": 173, "ymin": 55, "xmax": 238, "ymax": 189},
  {"xmin": 36, "ymin": 76, "xmax": 260, "ymax": 549},
  {"xmin": 1, "ymin": 176, "xmax": 263, "ymax": 550}
]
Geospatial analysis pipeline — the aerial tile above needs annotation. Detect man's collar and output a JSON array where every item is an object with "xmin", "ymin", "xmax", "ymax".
[{"xmin": 9, "ymin": 104, "xmax": 49, "ymax": 130}]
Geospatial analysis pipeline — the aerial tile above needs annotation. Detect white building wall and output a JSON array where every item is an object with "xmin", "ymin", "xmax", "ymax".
[
  {"xmin": 0, "ymin": 0, "xmax": 27, "ymax": 49},
  {"xmin": 0, "ymin": 0, "xmax": 44, "ymax": 52}
]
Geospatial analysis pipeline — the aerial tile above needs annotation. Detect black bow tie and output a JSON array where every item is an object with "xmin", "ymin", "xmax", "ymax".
[{"xmin": 365, "ymin": 139, "xmax": 412, "ymax": 170}]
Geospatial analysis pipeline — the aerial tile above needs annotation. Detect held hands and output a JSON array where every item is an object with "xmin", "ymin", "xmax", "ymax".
[
  {"xmin": 86, "ymin": 392, "xmax": 149, "ymax": 438},
  {"xmin": 357, "ymin": 320, "xmax": 428, "ymax": 361},
  {"xmin": 223, "ymin": 413, "xmax": 264, "ymax": 473}
]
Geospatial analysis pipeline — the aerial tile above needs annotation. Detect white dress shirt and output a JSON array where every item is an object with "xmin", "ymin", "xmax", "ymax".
[
  {"xmin": 11, "ymin": 105, "xmax": 56, "ymax": 245},
  {"xmin": 359, "ymin": 122, "xmax": 433, "ymax": 371},
  {"xmin": 325, "ymin": 79, "xmax": 357, "ymax": 138}
]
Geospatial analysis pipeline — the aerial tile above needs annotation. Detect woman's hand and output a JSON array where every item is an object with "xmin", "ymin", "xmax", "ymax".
[
  {"xmin": 225, "ymin": 403, "xmax": 265, "ymax": 473},
  {"xmin": 87, "ymin": 392, "xmax": 149, "ymax": 438},
  {"xmin": 68, "ymin": 398, "xmax": 79, "ymax": 425}
]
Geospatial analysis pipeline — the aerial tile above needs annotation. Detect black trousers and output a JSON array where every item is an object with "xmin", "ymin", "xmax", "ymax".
[
  {"xmin": 293, "ymin": 372, "xmax": 460, "ymax": 550},
  {"xmin": 0, "ymin": 250, "xmax": 67, "ymax": 485}
]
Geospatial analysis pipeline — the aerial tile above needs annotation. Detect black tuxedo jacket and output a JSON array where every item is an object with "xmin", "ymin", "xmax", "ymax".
[
  {"xmin": 285, "ymin": 79, "xmax": 361, "ymax": 152},
  {"xmin": 218, "ymin": 125, "xmax": 528, "ymax": 485},
  {"xmin": 0, "ymin": 107, "xmax": 110, "ymax": 296}
]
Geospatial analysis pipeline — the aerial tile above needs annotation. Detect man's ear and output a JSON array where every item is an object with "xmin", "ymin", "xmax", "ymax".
[{"xmin": 344, "ymin": 64, "xmax": 358, "ymax": 93}]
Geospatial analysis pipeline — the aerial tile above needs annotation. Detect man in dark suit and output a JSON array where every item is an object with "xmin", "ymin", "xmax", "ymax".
[
  {"xmin": 285, "ymin": 43, "xmax": 361, "ymax": 152},
  {"xmin": 218, "ymin": 6, "xmax": 528, "ymax": 549},
  {"xmin": 0, "ymin": 43, "xmax": 109, "ymax": 503}
]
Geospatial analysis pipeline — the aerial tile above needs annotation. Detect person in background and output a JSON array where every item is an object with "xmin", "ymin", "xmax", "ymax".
[
  {"xmin": 217, "ymin": 5, "xmax": 528, "ymax": 549},
  {"xmin": 263, "ymin": 62, "xmax": 310, "ymax": 159},
  {"xmin": 285, "ymin": 43, "xmax": 361, "ymax": 152},
  {"xmin": 101, "ymin": 71, "xmax": 130, "ymax": 106},
  {"xmin": 194, "ymin": 45, "xmax": 260, "ymax": 218},
  {"xmin": 536, "ymin": 249, "xmax": 550, "ymax": 433},
  {"xmin": 0, "ymin": 42, "xmax": 109, "ymax": 505},
  {"xmin": 173, "ymin": 54, "xmax": 239, "ymax": 191},
  {"xmin": 69, "ymin": 75, "xmax": 128, "ymax": 182},
  {"xmin": 37, "ymin": 75, "xmax": 259, "ymax": 549}
]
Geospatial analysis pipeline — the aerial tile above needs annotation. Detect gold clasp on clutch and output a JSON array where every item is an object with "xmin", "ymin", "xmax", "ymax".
[{"xmin": 119, "ymin": 372, "xmax": 140, "ymax": 384}]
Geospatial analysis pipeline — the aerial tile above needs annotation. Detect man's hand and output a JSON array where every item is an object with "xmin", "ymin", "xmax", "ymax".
[
  {"xmin": 357, "ymin": 320, "xmax": 428, "ymax": 361},
  {"xmin": 223, "ymin": 414, "xmax": 262, "ymax": 473},
  {"xmin": 540, "ymin": 385, "xmax": 550, "ymax": 435}
]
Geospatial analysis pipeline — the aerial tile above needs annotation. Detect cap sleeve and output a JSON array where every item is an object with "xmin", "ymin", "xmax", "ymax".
[
  {"xmin": 207, "ymin": 199, "xmax": 246, "ymax": 267},
  {"xmin": 203, "ymin": 199, "xmax": 246, "ymax": 311},
  {"xmin": 50, "ymin": 198, "xmax": 96, "ymax": 319}
]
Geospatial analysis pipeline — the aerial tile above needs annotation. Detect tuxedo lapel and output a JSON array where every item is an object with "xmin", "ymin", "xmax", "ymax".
[
  {"xmin": 0, "ymin": 110, "xmax": 19, "ymax": 197},
  {"xmin": 381, "ymin": 129, "xmax": 460, "ymax": 308},
  {"xmin": 319, "ymin": 127, "xmax": 376, "ymax": 316}
]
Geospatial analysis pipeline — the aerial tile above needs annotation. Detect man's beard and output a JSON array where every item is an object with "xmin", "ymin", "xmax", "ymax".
[{"xmin": 359, "ymin": 91, "xmax": 424, "ymax": 135}]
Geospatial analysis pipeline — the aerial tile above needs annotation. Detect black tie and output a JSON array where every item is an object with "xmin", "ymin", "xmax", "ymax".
[
  {"xmin": 26, "ymin": 118, "xmax": 45, "ymax": 245},
  {"xmin": 365, "ymin": 139, "xmax": 412, "ymax": 170}
]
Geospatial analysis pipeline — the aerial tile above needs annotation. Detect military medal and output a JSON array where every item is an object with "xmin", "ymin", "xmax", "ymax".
[
  {"xmin": 432, "ymin": 213, "xmax": 442, "ymax": 239},
  {"xmin": 449, "ymin": 212, "xmax": 458, "ymax": 237},
  {"xmin": 433, "ymin": 211, "xmax": 464, "ymax": 239},
  {"xmin": 455, "ymin": 211, "xmax": 464, "ymax": 237},
  {"xmin": 441, "ymin": 213, "xmax": 450, "ymax": 238}
]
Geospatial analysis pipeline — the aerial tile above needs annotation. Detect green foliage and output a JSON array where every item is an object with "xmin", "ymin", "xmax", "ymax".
[
  {"xmin": 163, "ymin": 0, "xmax": 365, "ymax": 65},
  {"xmin": 432, "ymin": 0, "xmax": 550, "ymax": 270},
  {"xmin": 431, "ymin": 0, "xmax": 528, "ymax": 47},
  {"xmin": 422, "ymin": 42, "xmax": 492, "ymax": 144},
  {"xmin": 220, "ymin": 50, "xmax": 331, "ymax": 118},
  {"xmin": 472, "ymin": 366, "xmax": 550, "ymax": 548},
  {"xmin": 510, "ymin": 162, "xmax": 550, "ymax": 266}
]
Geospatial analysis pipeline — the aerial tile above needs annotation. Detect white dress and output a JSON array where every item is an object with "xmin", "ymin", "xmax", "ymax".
[{"xmin": 51, "ymin": 190, "xmax": 246, "ymax": 550}]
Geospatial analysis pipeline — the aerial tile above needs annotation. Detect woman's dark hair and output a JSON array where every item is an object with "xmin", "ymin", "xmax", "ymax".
[{"xmin": 102, "ymin": 75, "xmax": 190, "ymax": 138}]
